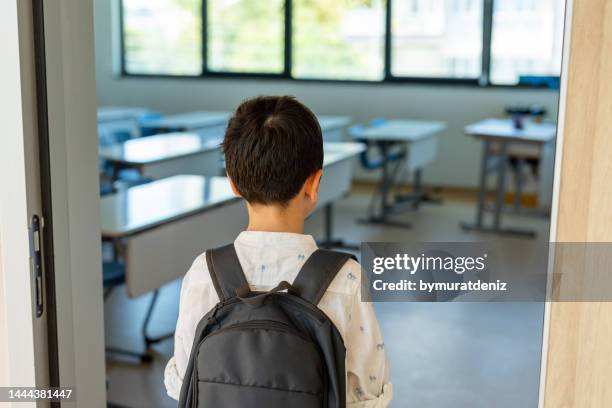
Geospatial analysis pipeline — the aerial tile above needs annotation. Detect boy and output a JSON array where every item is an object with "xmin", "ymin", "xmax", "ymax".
[{"xmin": 164, "ymin": 95, "xmax": 392, "ymax": 407}]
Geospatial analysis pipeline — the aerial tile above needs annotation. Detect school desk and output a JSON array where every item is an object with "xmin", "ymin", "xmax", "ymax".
[
  {"xmin": 318, "ymin": 142, "xmax": 365, "ymax": 249},
  {"xmin": 354, "ymin": 119, "xmax": 447, "ymax": 228},
  {"xmin": 97, "ymin": 106, "xmax": 153, "ymax": 140},
  {"xmin": 139, "ymin": 111, "xmax": 230, "ymax": 141},
  {"xmin": 100, "ymin": 175, "xmax": 245, "ymax": 299},
  {"xmin": 461, "ymin": 118, "xmax": 557, "ymax": 237},
  {"xmin": 100, "ymin": 142, "xmax": 364, "ymax": 298},
  {"xmin": 318, "ymin": 115, "xmax": 352, "ymax": 142},
  {"xmin": 99, "ymin": 132, "xmax": 223, "ymax": 181}
]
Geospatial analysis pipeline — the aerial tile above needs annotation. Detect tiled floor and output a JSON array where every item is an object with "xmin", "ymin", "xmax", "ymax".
[{"xmin": 105, "ymin": 190, "xmax": 549, "ymax": 408}]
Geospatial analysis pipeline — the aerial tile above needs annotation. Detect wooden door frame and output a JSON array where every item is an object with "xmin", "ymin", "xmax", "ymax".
[
  {"xmin": 538, "ymin": 0, "xmax": 574, "ymax": 406},
  {"xmin": 542, "ymin": 0, "xmax": 612, "ymax": 406}
]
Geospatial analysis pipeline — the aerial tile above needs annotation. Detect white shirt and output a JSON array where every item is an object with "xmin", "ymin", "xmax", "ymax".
[{"xmin": 164, "ymin": 231, "xmax": 392, "ymax": 407}]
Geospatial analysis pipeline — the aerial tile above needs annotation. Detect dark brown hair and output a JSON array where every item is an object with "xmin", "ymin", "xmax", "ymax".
[{"xmin": 223, "ymin": 95, "xmax": 323, "ymax": 205}]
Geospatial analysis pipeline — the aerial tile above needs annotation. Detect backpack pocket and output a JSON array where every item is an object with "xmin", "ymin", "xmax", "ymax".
[{"xmin": 195, "ymin": 320, "xmax": 326, "ymax": 408}]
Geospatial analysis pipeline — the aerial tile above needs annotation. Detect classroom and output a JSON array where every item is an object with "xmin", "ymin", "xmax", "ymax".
[
  {"xmin": 4, "ymin": 0, "xmax": 612, "ymax": 407},
  {"xmin": 98, "ymin": 1, "xmax": 561, "ymax": 405}
]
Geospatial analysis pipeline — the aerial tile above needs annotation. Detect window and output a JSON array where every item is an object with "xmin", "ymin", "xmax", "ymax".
[
  {"xmin": 207, "ymin": 0, "xmax": 285, "ymax": 74},
  {"xmin": 122, "ymin": 0, "xmax": 202, "ymax": 75},
  {"xmin": 391, "ymin": 0, "xmax": 483, "ymax": 79},
  {"xmin": 119, "ymin": 0, "xmax": 566, "ymax": 86},
  {"xmin": 490, "ymin": 0, "xmax": 565, "ymax": 85},
  {"xmin": 292, "ymin": 0, "xmax": 386, "ymax": 81}
]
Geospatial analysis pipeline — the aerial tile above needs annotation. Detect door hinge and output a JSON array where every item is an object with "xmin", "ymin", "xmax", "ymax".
[{"xmin": 29, "ymin": 214, "xmax": 44, "ymax": 318}]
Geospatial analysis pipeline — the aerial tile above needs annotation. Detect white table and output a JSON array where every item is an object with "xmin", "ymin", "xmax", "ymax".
[
  {"xmin": 101, "ymin": 175, "xmax": 246, "ymax": 358},
  {"xmin": 354, "ymin": 119, "xmax": 447, "ymax": 227},
  {"xmin": 97, "ymin": 106, "xmax": 154, "ymax": 140},
  {"xmin": 461, "ymin": 118, "xmax": 557, "ymax": 237},
  {"xmin": 100, "ymin": 143, "xmax": 363, "ymax": 359},
  {"xmin": 101, "ymin": 175, "xmax": 246, "ymax": 299},
  {"xmin": 99, "ymin": 132, "xmax": 223, "ymax": 180},
  {"xmin": 139, "ymin": 111, "xmax": 230, "ymax": 141},
  {"xmin": 101, "ymin": 142, "xmax": 364, "ymax": 297},
  {"xmin": 318, "ymin": 115, "xmax": 352, "ymax": 142},
  {"xmin": 318, "ymin": 142, "xmax": 365, "ymax": 249}
]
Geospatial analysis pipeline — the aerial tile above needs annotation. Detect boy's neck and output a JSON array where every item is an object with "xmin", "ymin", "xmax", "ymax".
[{"xmin": 246, "ymin": 203, "xmax": 305, "ymax": 234}]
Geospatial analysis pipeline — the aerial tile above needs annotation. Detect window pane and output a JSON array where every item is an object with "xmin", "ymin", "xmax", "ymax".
[
  {"xmin": 292, "ymin": 0, "xmax": 386, "ymax": 81},
  {"xmin": 207, "ymin": 0, "xmax": 285, "ymax": 73},
  {"xmin": 122, "ymin": 0, "xmax": 202, "ymax": 75},
  {"xmin": 490, "ymin": 0, "xmax": 566, "ymax": 85},
  {"xmin": 391, "ymin": 0, "xmax": 483, "ymax": 79}
]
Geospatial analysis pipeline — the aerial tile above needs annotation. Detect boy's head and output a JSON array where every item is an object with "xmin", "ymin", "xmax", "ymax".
[{"xmin": 223, "ymin": 95, "xmax": 323, "ymax": 215}]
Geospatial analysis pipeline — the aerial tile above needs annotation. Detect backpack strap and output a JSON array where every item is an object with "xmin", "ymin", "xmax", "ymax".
[
  {"xmin": 205, "ymin": 244, "xmax": 249, "ymax": 301},
  {"xmin": 292, "ymin": 249, "xmax": 357, "ymax": 305}
]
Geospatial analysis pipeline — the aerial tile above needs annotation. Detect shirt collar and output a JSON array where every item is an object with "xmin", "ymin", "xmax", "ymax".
[{"xmin": 235, "ymin": 230, "xmax": 318, "ymax": 250}]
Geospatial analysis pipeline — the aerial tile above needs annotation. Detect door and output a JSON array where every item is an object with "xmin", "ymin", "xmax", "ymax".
[
  {"xmin": 1, "ymin": 0, "xmax": 107, "ymax": 407},
  {"xmin": 0, "ymin": 0, "xmax": 53, "ymax": 405}
]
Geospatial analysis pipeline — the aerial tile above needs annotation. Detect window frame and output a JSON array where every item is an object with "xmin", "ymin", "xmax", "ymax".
[{"xmin": 118, "ymin": 0, "xmax": 561, "ymax": 89}]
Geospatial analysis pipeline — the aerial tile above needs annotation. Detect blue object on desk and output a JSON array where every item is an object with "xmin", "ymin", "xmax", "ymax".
[{"xmin": 518, "ymin": 75, "xmax": 560, "ymax": 90}]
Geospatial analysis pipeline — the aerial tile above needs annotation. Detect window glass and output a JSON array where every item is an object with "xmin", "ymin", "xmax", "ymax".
[
  {"xmin": 490, "ymin": 0, "xmax": 565, "ymax": 85},
  {"xmin": 391, "ymin": 0, "xmax": 483, "ymax": 78},
  {"xmin": 122, "ymin": 0, "xmax": 202, "ymax": 75},
  {"xmin": 207, "ymin": 0, "xmax": 285, "ymax": 73},
  {"xmin": 292, "ymin": 0, "xmax": 386, "ymax": 81}
]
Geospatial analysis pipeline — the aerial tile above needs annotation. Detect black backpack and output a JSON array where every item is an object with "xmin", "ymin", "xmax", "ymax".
[{"xmin": 178, "ymin": 244, "xmax": 356, "ymax": 408}]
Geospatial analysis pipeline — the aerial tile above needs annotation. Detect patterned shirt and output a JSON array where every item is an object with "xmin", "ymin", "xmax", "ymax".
[{"xmin": 164, "ymin": 231, "xmax": 392, "ymax": 407}]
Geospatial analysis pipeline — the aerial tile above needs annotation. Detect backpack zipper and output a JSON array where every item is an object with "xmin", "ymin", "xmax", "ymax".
[
  {"xmin": 202, "ymin": 319, "xmax": 315, "ymax": 344},
  {"xmin": 189, "ymin": 294, "xmax": 338, "ymax": 407},
  {"xmin": 193, "ymin": 317, "xmax": 326, "ymax": 403}
]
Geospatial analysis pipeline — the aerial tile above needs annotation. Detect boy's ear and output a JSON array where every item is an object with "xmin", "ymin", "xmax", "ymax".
[
  {"xmin": 304, "ymin": 169, "xmax": 323, "ymax": 202},
  {"xmin": 227, "ymin": 177, "xmax": 242, "ymax": 198}
]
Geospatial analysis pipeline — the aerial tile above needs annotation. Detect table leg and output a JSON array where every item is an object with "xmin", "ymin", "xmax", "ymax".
[
  {"xmin": 493, "ymin": 142, "xmax": 508, "ymax": 229},
  {"xmin": 513, "ymin": 159, "xmax": 524, "ymax": 212},
  {"xmin": 476, "ymin": 140, "xmax": 490, "ymax": 228},
  {"xmin": 379, "ymin": 141, "xmax": 391, "ymax": 222},
  {"xmin": 359, "ymin": 141, "xmax": 412, "ymax": 228},
  {"xmin": 142, "ymin": 289, "xmax": 174, "ymax": 347},
  {"xmin": 393, "ymin": 168, "xmax": 443, "ymax": 211},
  {"xmin": 318, "ymin": 203, "xmax": 360, "ymax": 251},
  {"xmin": 461, "ymin": 140, "xmax": 536, "ymax": 238}
]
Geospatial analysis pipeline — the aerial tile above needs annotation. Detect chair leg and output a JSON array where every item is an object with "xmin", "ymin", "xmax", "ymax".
[
  {"xmin": 142, "ymin": 289, "xmax": 174, "ymax": 349},
  {"xmin": 103, "ymin": 287, "xmax": 114, "ymax": 300},
  {"xmin": 106, "ymin": 346, "xmax": 153, "ymax": 363},
  {"xmin": 105, "ymin": 288, "xmax": 173, "ymax": 363},
  {"xmin": 104, "ymin": 286, "xmax": 154, "ymax": 363}
]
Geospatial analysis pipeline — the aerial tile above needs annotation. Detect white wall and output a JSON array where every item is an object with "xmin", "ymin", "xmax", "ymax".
[
  {"xmin": 0, "ymin": 241, "xmax": 8, "ymax": 387},
  {"xmin": 93, "ymin": 0, "xmax": 560, "ymax": 188}
]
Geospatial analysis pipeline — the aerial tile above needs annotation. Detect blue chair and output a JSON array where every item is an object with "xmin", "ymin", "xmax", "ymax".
[
  {"xmin": 99, "ymin": 180, "xmax": 114, "ymax": 196},
  {"xmin": 349, "ymin": 122, "xmax": 408, "ymax": 223},
  {"xmin": 370, "ymin": 117, "xmax": 388, "ymax": 127},
  {"xmin": 112, "ymin": 130, "xmax": 132, "ymax": 143},
  {"xmin": 103, "ymin": 259, "xmax": 170, "ymax": 363},
  {"xmin": 348, "ymin": 124, "xmax": 404, "ymax": 170},
  {"xmin": 138, "ymin": 112, "xmax": 163, "ymax": 137},
  {"xmin": 103, "ymin": 260, "xmax": 126, "ymax": 299}
]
